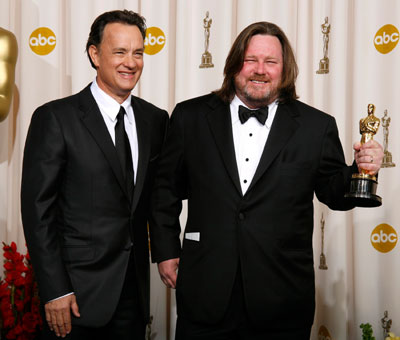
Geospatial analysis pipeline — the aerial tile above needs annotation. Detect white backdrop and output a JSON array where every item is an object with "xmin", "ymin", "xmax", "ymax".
[{"xmin": 0, "ymin": 1, "xmax": 399, "ymax": 339}]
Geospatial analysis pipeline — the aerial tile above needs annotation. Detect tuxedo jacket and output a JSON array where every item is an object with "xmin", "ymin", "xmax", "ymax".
[
  {"xmin": 150, "ymin": 93, "xmax": 357, "ymax": 329},
  {"xmin": 21, "ymin": 84, "xmax": 168, "ymax": 327}
]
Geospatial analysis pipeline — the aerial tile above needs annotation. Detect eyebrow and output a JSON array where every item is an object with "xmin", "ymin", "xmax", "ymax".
[
  {"xmin": 244, "ymin": 54, "xmax": 280, "ymax": 60},
  {"xmin": 112, "ymin": 47, "xmax": 145, "ymax": 53}
]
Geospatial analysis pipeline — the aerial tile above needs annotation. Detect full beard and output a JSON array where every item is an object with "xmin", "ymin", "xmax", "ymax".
[{"xmin": 236, "ymin": 80, "xmax": 279, "ymax": 108}]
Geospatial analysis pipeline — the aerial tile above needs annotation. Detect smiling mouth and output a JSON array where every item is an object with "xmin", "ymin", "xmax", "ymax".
[
  {"xmin": 250, "ymin": 80, "xmax": 268, "ymax": 84},
  {"xmin": 119, "ymin": 71, "xmax": 135, "ymax": 78}
]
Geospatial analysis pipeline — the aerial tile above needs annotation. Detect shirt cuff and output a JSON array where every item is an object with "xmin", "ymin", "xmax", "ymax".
[{"xmin": 47, "ymin": 292, "xmax": 74, "ymax": 303}]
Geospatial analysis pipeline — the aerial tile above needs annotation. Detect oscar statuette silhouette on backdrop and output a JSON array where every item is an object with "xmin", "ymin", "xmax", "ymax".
[
  {"xmin": 199, "ymin": 11, "xmax": 214, "ymax": 68},
  {"xmin": 381, "ymin": 110, "xmax": 395, "ymax": 168},
  {"xmin": 319, "ymin": 213, "xmax": 328, "ymax": 270},
  {"xmin": 316, "ymin": 17, "xmax": 331, "ymax": 74}
]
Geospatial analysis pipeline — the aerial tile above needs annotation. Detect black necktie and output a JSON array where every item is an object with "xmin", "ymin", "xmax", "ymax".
[
  {"xmin": 115, "ymin": 106, "xmax": 134, "ymax": 201},
  {"xmin": 238, "ymin": 105, "xmax": 269, "ymax": 125}
]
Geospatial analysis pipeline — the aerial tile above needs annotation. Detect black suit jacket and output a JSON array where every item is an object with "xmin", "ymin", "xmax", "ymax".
[
  {"xmin": 150, "ymin": 93, "xmax": 356, "ymax": 328},
  {"xmin": 21, "ymin": 84, "xmax": 168, "ymax": 327}
]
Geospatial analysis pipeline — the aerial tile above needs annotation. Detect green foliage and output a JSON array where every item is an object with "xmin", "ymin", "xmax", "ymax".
[{"xmin": 360, "ymin": 323, "xmax": 376, "ymax": 340}]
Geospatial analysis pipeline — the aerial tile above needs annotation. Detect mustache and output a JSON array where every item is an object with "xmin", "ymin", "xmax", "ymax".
[{"xmin": 250, "ymin": 76, "xmax": 269, "ymax": 82}]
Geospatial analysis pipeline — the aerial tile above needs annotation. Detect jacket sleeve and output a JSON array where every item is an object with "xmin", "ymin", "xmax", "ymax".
[
  {"xmin": 149, "ymin": 104, "xmax": 187, "ymax": 263},
  {"xmin": 21, "ymin": 105, "xmax": 73, "ymax": 302},
  {"xmin": 314, "ymin": 115, "xmax": 357, "ymax": 210}
]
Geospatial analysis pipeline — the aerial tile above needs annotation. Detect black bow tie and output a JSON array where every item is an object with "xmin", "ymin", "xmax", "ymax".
[{"xmin": 238, "ymin": 105, "xmax": 269, "ymax": 125}]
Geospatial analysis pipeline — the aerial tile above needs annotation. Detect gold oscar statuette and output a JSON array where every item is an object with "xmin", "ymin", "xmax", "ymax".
[
  {"xmin": 0, "ymin": 27, "xmax": 18, "ymax": 122},
  {"xmin": 199, "ymin": 11, "xmax": 214, "ymax": 69},
  {"xmin": 345, "ymin": 104, "xmax": 382, "ymax": 207}
]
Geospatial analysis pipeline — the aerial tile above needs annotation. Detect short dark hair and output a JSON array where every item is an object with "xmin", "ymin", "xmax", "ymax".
[
  {"xmin": 214, "ymin": 21, "xmax": 298, "ymax": 104},
  {"xmin": 86, "ymin": 10, "xmax": 146, "ymax": 69}
]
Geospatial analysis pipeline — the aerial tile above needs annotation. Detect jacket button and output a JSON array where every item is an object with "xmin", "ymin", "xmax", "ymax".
[{"xmin": 238, "ymin": 213, "xmax": 245, "ymax": 220}]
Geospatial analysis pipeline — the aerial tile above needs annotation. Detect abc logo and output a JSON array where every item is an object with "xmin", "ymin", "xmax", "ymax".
[
  {"xmin": 371, "ymin": 223, "xmax": 398, "ymax": 253},
  {"xmin": 318, "ymin": 325, "xmax": 332, "ymax": 340},
  {"xmin": 374, "ymin": 24, "xmax": 399, "ymax": 54},
  {"xmin": 29, "ymin": 27, "xmax": 56, "ymax": 56},
  {"xmin": 144, "ymin": 27, "xmax": 166, "ymax": 55}
]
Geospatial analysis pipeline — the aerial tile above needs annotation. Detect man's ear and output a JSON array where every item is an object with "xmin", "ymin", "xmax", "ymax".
[{"xmin": 88, "ymin": 45, "xmax": 99, "ymax": 68}]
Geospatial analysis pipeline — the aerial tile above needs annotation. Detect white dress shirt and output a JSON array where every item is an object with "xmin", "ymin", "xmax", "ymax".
[
  {"xmin": 230, "ymin": 95, "xmax": 278, "ymax": 195},
  {"xmin": 90, "ymin": 79, "xmax": 138, "ymax": 184}
]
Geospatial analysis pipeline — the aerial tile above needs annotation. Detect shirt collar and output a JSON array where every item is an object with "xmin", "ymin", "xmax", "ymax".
[{"xmin": 90, "ymin": 78, "xmax": 133, "ymax": 123}]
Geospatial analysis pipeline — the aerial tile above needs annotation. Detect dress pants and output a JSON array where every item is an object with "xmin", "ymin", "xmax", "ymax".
[
  {"xmin": 40, "ymin": 251, "xmax": 146, "ymax": 340},
  {"xmin": 175, "ymin": 264, "xmax": 311, "ymax": 340}
]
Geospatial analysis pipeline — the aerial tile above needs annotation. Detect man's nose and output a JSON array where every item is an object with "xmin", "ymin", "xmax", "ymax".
[
  {"xmin": 123, "ymin": 55, "xmax": 137, "ymax": 68},
  {"xmin": 255, "ymin": 61, "xmax": 266, "ymax": 74}
]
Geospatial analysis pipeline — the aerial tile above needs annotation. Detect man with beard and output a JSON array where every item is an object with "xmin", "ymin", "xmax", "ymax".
[{"xmin": 150, "ymin": 22, "xmax": 383, "ymax": 339}]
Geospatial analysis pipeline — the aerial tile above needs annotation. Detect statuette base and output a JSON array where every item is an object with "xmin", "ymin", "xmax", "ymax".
[
  {"xmin": 382, "ymin": 152, "xmax": 395, "ymax": 168},
  {"xmin": 319, "ymin": 254, "xmax": 328, "ymax": 270},
  {"xmin": 345, "ymin": 175, "xmax": 382, "ymax": 207},
  {"xmin": 199, "ymin": 52, "xmax": 214, "ymax": 68},
  {"xmin": 316, "ymin": 58, "xmax": 329, "ymax": 74}
]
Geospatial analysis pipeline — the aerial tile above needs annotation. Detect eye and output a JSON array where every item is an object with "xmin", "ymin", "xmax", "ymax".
[{"xmin": 266, "ymin": 59, "xmax": 280, "ymax": 64}]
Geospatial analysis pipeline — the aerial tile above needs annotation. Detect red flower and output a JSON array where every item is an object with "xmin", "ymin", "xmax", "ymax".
[
  {"xmin": 4, "ymin": 262, "xmax": 14, "ymax": 271},
  {"xmin": 5, "ymin": 328, "xmax": 16, "ymax": 339},
  {"xmin": 22, "ymin": 312, "xmax": 37, "ymax": 333},
  {"xmin": 2, "ymin": 310, "xmax": 15, "ymax": 328},
  {"xmin": 0, "ymin": 242, "xmax": 42, "ymax": 340},
  {"xmin": 14, "ymin": 277, "xmax": 26, "ymax": 287},
  {"xmin": 14, "ymin": 324, "xmax": 23, "ymax": 335},
  {"xmin": 3, "ymin": 242, "xmax": 16, "ymax": 253},
  {"xmin": 14, "ymin": 299, "xmax": 24, "ymax": 312},
  {"xmin": 17, "ymin": 334, "xmax": 31, "ymax": 340},
  {"xmin": 15, "ymin": 262, "xmax": 28, "ymax": 273}
]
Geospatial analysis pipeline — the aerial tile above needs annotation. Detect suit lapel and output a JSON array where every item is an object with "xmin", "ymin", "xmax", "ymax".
[
  {"xmin": 78, "ymin": 85, "xmax": 130, "ymax": 200},
  {"xmin": 131, "ymin": 96, "xmax": 151, "ymax": 212},
  {"xmin": 247, "ymin": 101, "xmax": 300, "ymax": 193},
  {"xmin": 206, "ymin": 96, "xmax": 242, "ymax": 195}
]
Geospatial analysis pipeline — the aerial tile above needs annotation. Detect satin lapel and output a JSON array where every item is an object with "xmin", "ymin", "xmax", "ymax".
[
  {"xmin": 78, "ymin": 85, "xmax": 130, "ymax": 200},
  {"xmin": 130, "ymin": 96, "xmax": 151, "ymax": 213},
  {"xmin": 206, "ymin": 97, "xmax": 242, "ymax": 195},
  {"xmin": 247, "ymin": 102, "xmax": 300, "ymax": 193}
]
